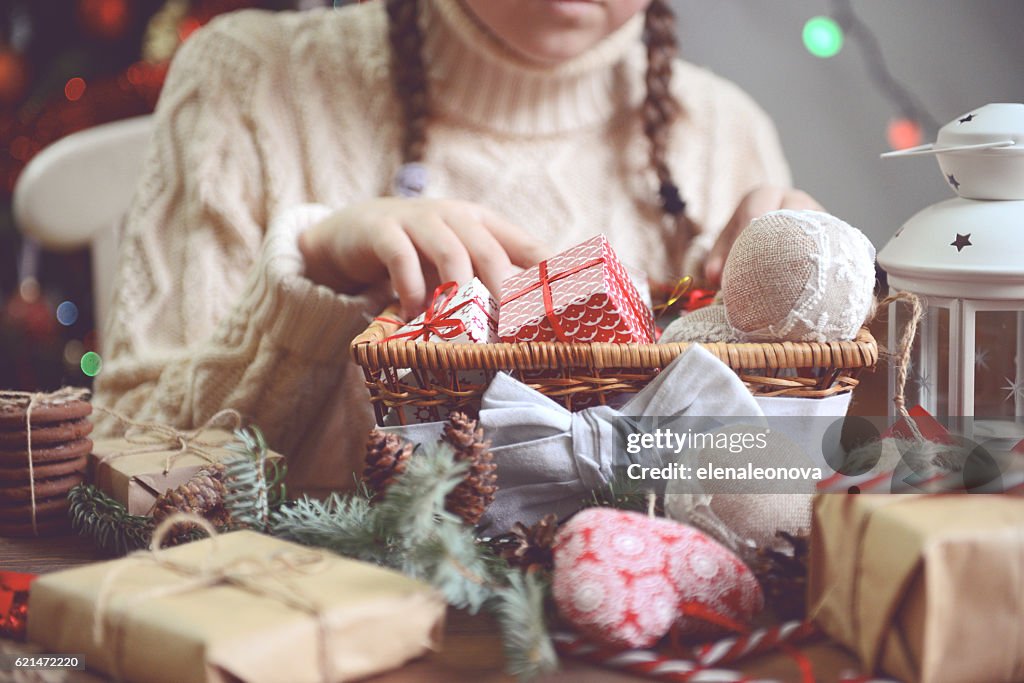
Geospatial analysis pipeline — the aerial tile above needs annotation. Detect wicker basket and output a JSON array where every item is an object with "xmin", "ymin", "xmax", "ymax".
[{"xmin": 351, "ymin": 306, "xmax": 878, "ymax": 426}]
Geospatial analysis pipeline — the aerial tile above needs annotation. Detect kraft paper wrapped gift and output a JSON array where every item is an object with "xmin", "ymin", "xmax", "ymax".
[
  {"xmin": 809, "ymin": 494, "xmax": 1024, "ymax": 683},
  {"xmin": 90, "ymin": 428, "xmax": 281, "ymax": 516},
  {"xmin": 27, "ymin": 530, "xmax": 447, "ymax": 683}
]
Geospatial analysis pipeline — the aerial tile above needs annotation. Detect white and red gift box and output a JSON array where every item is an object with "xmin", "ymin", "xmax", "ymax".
[
  {"xmin": 384, "ymin": 278, "xmax": 498, "ymax": 424},
  {"xmin": 498, "ymin": 235, "xmax": 654, "ymax": 344},
  {"xmin": 386, "ymin": 277, "xmax": 498, "ymax": 345}
]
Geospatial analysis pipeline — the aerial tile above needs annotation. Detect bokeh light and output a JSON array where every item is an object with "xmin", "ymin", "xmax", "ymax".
[
  {"xmin": 80, "ymin": 351, "xmax": 103, "ymax": 377},
  {"xmin": 64, "ymin": 76, "xmax": 87, "ymax": 101},
  {"xmin": 887, "ymin": 117, "xmax": 924, "ymax": 150},
  {"xmin": 56, "ymin": 300, "xmax": 79, "ymax": 326},
  {"xmin": 803, "ymin": 16, "xmax": 844, "ymax": 58},
  {"xmin": 63, "ymin": 340, "xmax": 85, "ymax": 366}
]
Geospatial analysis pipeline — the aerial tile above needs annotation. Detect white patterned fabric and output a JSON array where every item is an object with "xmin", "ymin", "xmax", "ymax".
[{"xmin": 722, "ymin": 210, "xmax": 876, "ymax": 343}]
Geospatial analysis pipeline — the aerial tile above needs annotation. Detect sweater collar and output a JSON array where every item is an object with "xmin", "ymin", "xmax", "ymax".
[{"xmin": 422, "ymin": 0, "xmax": 645, "ymax": 136}]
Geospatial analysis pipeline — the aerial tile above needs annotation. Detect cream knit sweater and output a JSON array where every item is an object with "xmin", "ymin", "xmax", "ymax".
[{"xmin": 95, "ymin": 0, "xmax": 791, "ymax": 495}]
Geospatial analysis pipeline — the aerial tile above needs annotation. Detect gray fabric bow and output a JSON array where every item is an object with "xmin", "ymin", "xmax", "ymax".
[{"xmin": 383, "ymin": 345, "xmax": 763, "ymax": 534}]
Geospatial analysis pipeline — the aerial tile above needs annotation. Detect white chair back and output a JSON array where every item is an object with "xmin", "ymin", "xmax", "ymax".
[{"xmin": 13, "ymin": 115, "xmax": 154, "ymax": 349}]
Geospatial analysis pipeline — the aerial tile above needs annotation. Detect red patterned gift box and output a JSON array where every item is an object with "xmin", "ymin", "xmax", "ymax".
[{"xmin": 498, "ymin": 235, "xmax": 654, "ymax": 344}]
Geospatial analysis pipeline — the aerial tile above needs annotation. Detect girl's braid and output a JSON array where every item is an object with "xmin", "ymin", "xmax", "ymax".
[
  {"xmin": 384, "ymin": 0, "xmax": 693, "ymax": 239},
  {"xmin": 644, "ymin": 0, "xmax": 695, "ymax": 241},
  {"xmin": 386, "ymin": 0, "xmax": 428, "ymax": 167}
]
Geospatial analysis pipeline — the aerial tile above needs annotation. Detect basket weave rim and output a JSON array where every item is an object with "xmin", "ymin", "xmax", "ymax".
[{"xmin": 351, "ymin": 307, "xmax": 879, "ymax": 372}]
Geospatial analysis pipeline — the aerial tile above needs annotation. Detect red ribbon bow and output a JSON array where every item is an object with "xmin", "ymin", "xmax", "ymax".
[{"xmin": 379, "ymin": 281, "xmax": 471, "ymax": 343}]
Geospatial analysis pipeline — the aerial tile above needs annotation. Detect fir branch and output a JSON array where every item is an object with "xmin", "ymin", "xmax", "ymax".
[
  {"xmin": 269, "ymin": 493, "xmax": 391, "ymax": 565},
  {"xmin": 490, "ymin": 572, "xmax": 558, "ymax": 680},
  {"xmin": 404, "ymin": 522, "xmax": 494, "ymax": 613},
  {"xmin": 374, "ymin": 441, "xmax": 468, "ymax": 545},
  {"xmin": 223, "ymin": 425, "xmax": 286, "ymax": 530},
  {"xmin": 68, "ymin": 484, "xmax": 153, "ymax": 555}
]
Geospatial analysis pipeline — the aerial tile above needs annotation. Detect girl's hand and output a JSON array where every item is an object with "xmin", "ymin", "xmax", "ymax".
[
  {"xmin": 298, "ymin": 198, "xmax": 547, "ymax": 318},
  {"xmin": 703, "ymin": 186, "xmax": 823, "ymax": 285}
]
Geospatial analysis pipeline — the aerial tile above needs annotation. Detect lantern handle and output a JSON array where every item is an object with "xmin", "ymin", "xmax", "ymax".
[{"xmin": 881, "ymin": 139, "xmax": 1016, "ymax": 158}]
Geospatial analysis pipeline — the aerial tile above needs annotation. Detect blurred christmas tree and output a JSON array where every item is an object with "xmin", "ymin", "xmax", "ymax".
[{"xmin": 0, "ymin": 0, "xmax": 310, "ymax": 390}]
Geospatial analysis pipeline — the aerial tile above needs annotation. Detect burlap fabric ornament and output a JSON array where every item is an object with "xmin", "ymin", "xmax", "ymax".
[
  {"xmin": 662, "ymin": 210, "xmax": 875, "ymax": 344},
  {"xmin": 723, "ymin": 210, "xmax": 875, "ymax": 342}
]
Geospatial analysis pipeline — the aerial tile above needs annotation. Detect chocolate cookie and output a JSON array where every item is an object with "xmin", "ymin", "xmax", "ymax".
[
  {"xmin": 0, "ymin": 418, "xmax": 94, "ymax": 448},
  {"xmin": 0, "ymin": 389, "xmax": 91, "ymax": 428},
  {"xmin": 0, "ymin": 437, "xmax": 93, "ymax": 464},
  {"xmin": 0, "ymin": 472, "xmax": 85, "ymax": 503},
  {"xmin": 0, "ymin": 455, "xmax": 87, "ymax": 483},
  {"xmin": 0, "ymin": 494, "xmax": 70, "ymax": 520}
]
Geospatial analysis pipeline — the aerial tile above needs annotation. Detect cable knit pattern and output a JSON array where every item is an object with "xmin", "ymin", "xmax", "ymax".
[{"xmin": 95, "ymin": 0, "xmax": 790, "ymax": 495}]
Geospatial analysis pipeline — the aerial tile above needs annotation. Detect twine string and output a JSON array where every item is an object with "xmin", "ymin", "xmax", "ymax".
[
  {"xmin": 876, "ymin": 292, "xmax": 925, "ymax": 442},
  {"xmin": 92, "ymin": 512, "xmax": 331, "ymax": 682},
  {"xmin": 93, "ymin": 407, "xmax": 243, "ymax": 474},
  {"xmin": 0, "ymin": 387, "xmax": 91, "ymax": 537}
]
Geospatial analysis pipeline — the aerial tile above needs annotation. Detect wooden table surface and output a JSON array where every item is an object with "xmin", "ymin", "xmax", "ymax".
[{"xmin": 0, "ymin": 534, "xmax": 866, "ymax": 683}]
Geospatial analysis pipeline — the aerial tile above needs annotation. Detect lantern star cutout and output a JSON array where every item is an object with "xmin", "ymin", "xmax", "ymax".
[
  {"xmin": 975, "ymin": 348, "xmax": 990, "ymax": 371},
  {"xmin": 907, "ymin": 358, "xmax": 931, "ymax": 392},
  {"xmin": 947, "ymin": 174, "xmax": 961, "ymax": 190},
  {"xmin": 958, "ymin": 114, "xmax": 975, "ymax": 124},
  {"xmin": 1002, "ymin": 376, "xmax": 1024, "ymax": 404},
  {"xmin": 950, "ymin": 233, "xmax": 972, "ymax": 252}
]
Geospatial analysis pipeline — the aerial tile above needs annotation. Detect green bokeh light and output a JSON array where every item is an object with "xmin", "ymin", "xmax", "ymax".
[
  {"xmin": 81, "ymin": 351, "xmax": 102, "ymax": 377},
  {"xmin": 803, "ymin": 16, "xmax": 844, "ymax": 58}
]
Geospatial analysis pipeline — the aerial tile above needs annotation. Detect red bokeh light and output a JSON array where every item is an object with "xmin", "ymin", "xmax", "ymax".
[
  {"xmin": 887, "ymin": 118, "xmax": 924, "ymax": 151},
  {"xmin": 65, "ymin": 77, "xmax": 88, "ymax": 102},
  {"xmin": 0, "ymin": 50, "xmax": 29, "ymax": 105},
  {"xmin": 78, "ymin": 0, "xmax": 131, "ymax": 40}
]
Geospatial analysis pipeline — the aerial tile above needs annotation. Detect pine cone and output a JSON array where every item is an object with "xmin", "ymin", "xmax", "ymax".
[
  {"xmin": 151, "ymin": 463, "xmax": 230, "ymax": 544},
  {"xmin": 749, "ymin": 530, "xmax": 811, "ymax": 621},
  {"xmin": 492, "ymin": 513, "xmax": 559, "ymax": 574},
  {"xmin": 362, "ymin": 429, "xmax": 414, "ymax": 499},
  {"xmin": 443, "ymin": 412, "xmax": 497, "ymax": 526}
]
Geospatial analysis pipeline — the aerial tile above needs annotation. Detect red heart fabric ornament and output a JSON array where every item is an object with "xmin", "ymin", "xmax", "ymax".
[{"xmin": 552, "ymin": 508, "xmax": 763, "ymax": 649}]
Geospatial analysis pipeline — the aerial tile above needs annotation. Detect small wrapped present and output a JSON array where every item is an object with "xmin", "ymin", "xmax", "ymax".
[
  {"xmin": 498, "ymin": 234, "xmax": 654, "ymax": 344},
  {"xmin": 27, "ymin": 529, "xmax": 446, "ymax": 683},
  {"xmin": 90, "ymin": 414, "xmax": 281, "ymax": 516},
  {"xmin": 809, "ymin": 494, "xmax": 1024, "ymax": 683},
  {"xmin": 385, "ymin": 278, "xmax": 497, "ymax": 345},
  {"xmin": 383, "ymin": 279, "xmax": 498, "ymax": 423}
]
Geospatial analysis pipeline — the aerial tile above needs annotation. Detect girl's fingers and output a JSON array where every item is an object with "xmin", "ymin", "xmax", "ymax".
[
  {"xmin": 403, "ymin": 215, "xmax": 475, "ymax": 291},
  {"xmin": 475, "ymin": 206, "xmax": 549, "ymax": 268},
  {"xmin": 441, "ymin": 207, "xmax": 518, "ymax": 296},
  {"xmin": 373, "ymin": 223, "xmax": 427, "ymax": 318}
]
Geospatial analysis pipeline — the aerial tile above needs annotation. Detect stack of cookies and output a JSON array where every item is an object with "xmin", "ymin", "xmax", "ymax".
[{"xmin": 0, "ymin": 389, "xmax": 92, "ymax": 537}]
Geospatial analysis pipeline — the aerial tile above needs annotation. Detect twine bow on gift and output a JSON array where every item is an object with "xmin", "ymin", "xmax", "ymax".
[
  {"xmin": 92, "ymin": 513, "xmax": 333, "ymax": 682},
  {"xmin": 0, "ymin": 387, "xmax": 91, "ymax": 537},
  {"xmin": 377, "ymin": 281, "xmax": 472, "ymax": 343},
  {"xmin": 95, "ymin": 407, "xmax": 243, "ymax": 474}
]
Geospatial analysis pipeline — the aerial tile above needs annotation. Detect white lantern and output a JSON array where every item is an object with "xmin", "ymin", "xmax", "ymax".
[{"xmin": 878, "ymin": 103, "xmax": 1024, "ymax": 441}]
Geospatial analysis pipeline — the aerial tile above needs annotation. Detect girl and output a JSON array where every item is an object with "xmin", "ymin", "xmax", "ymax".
[{"xmin": 95, "ymin": 0, "xmax": 820, "ymax": 495}]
